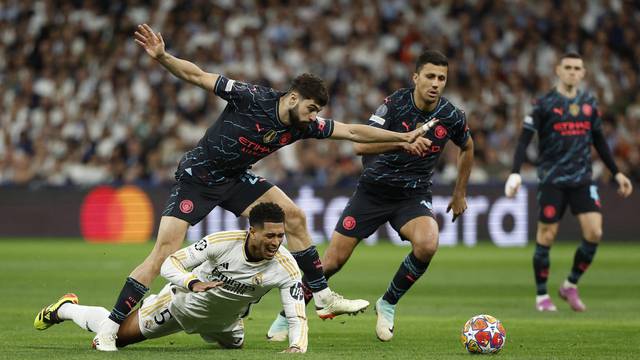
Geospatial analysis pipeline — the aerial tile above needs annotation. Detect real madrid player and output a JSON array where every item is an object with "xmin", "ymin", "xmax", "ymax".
[
  {"xmin": 35, "ymin": 203, "xmax": 308, "ymax": 353},
  {"xmin": 92, "ymin": 23, "xmax": 430, "ymax": 351},
  {"xmin": 504, "ymin": 52, "xmax": 633, "ymax": 312},
  {"xmin": 268, "ymin": 50, "xmax": 474, "ymax": 342}
]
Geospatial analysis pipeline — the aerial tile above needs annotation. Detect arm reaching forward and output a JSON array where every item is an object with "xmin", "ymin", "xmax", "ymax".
[
  {"xmin": 330, "ymin": 119, "xmax": 437, "ymax": 144},
  {"xmin": 134, "ymin": 23, "xmax": 219, "ymax": 91}
]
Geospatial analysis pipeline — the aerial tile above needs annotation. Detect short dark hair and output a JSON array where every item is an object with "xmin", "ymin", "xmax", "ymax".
[
  {"xmin": 249, "ymin": 202, "xmax": 285, "ymax": 228},
  {"xmin": 415, "ymin": 50, "xmax": 448, "ymax": 72},
  {"xmin": 559, "ymin": 51, "xmax": 582, "ymax": 62},
  {"xmin": 288, "ymin": 73, "xmax": 328, "ymax": 107}
]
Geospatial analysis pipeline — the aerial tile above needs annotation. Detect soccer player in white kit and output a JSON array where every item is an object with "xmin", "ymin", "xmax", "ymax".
[{"xmin": 34, "ymin": 203, "xmax": 307, "ymax": 353}]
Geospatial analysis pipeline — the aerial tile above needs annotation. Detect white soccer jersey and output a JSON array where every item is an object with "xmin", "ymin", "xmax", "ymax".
[{"xmin": 160, "ymin": 230, "xmax": 308, "ymax": 351}]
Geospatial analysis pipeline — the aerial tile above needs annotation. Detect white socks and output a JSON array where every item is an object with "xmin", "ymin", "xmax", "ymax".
[
  {"xmin": 313, "ymin": 288, "xmax": 332, "ymax": 307},
  {"xmin": 536, "ymin": 294, "xmax": 551, "ymax": 302},
  {"xmin": 57, "ymin": 303, "xmax": 110, "ymax": 332},
  {"xmin": 563, "ymin": 279, "xmax": 577, "ymax": 289}
]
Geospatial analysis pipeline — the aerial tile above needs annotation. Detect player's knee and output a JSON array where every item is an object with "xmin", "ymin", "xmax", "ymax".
[
  {"xmin": 583, "ymin": 228, "xmax": 602, "ymax": 243},
  {"xmin": 538, "ymin": 226, "xmax": 558, "ymax": 245},
  {"xmin": 412, "ymin": 238, "xmax": 438, "ymax": 261}
]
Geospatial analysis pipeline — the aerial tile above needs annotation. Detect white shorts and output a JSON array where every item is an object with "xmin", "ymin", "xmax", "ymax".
[
  {"xmin": 137, "ymin": 284, "xmax": 245, "ymax": 348},
  {"xmin": 137, "ymin": 284, "xmax": 182, "ymax": 339}
]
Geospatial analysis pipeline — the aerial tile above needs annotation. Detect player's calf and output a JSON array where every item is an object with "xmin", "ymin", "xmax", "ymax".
[{"xmin": 321, "ymin": 232, "xmax": 360, "ymax": 279}]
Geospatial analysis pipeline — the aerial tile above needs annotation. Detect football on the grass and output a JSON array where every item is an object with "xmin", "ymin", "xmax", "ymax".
[{"xmin": 461, "ymin": 314, "xmax": 506, "ymax": 354}]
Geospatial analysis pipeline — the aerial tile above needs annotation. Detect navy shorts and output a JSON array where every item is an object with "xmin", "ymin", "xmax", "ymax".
[
  {"xmin": 335, "ymin": 182, "xmax": 434, "ymax": 240},
  {"xmin": 537, "ymin": 183, "xmax": 601, "ymax": 223},
  {"xmin": 162, "ymin": 172, "xmax": 274, "ymax": 225}
]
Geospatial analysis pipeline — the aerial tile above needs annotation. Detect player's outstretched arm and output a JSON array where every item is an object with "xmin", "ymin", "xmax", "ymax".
[
  {"xmin": 354, "ymin": 137, "xmax": 433, "ymax": 156},
  {"xmin": 350, "ymin": 119, "xmax": 438, "ymax": 156},
  {"xmin": 134, "ymin": 23, "xmax": 219, "ymax": 91},
  {"xmin": 447, "ymin": 137, "xmax": 474, "ymax": 222},
  {"xmin": 330, "ymin": 119, "xmax": 436, "ymax": 144}
]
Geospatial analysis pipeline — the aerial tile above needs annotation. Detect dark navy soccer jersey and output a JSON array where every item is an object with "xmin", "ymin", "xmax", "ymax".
[
  {"xmin": 177, "ymin": 75, "xmax": 334, "ymax": 186},
  {"xmin": 359, "ymin": 88, "xmax": 471, "ymax": 190},
  {"xmin": 524, "ymin": 89, "xmax": 601, "ymax": 186}
]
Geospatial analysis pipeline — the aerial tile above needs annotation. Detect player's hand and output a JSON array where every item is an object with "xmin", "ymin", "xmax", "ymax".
[
  {"xmin": 401, "ymin": 137, "xmax": 432, "ymax": 156},
  {"xmin": 405, "ymin": 119, "xmax": 439, "ymax": 143},
  {"xmin": 614, "ymin": 172, "xmax": 633, "ymax": 198},
  {"xmin": 191, "ymin": 281, "xmax": 224, "ymax": 292},
  {"xmin": 134, "ymin": 23, "xmax": 166, "ymax": 59},
  {"xmin": 281, "ymin": 346, "xmax": 303, "ymax": 353},
  {"xmin": 447, "ymin": 194, "xmax": 467, "ymax": 222},
  {"xmin": 504, "ymin": 173, "xmax": 522, "ymax": 198}
]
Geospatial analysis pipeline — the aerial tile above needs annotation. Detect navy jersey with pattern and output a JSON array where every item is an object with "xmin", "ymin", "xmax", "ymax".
[
  {"xmin": 360, "ymin": 88, "xmax": 471, "ymax": 190},
  {"xmin": 177, "ymin": 76, "xmax": 334, "ymax": 185},
  {"xmin": 524, "ymin": 89, "xmax": 601, "ymax": 186}
]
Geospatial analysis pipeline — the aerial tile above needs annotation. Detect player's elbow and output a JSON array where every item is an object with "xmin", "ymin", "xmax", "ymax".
[{"xmin": 185, "ymin": 69, "xmax": 210, "ymax": 89}]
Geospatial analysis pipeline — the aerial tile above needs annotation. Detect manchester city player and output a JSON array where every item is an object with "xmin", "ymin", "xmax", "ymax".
[
  {"xmin": 504, "ymin": 52, "xmax": 633, "ymax": 312},
  {"xmin": 267, "ymin": 50, "xmax": 474, "ymax": 342},
  {"xmin": 92, "ymin": 24, "xmax": 429, "ymax": 351}
]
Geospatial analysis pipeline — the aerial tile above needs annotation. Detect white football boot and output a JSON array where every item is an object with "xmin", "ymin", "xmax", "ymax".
[
  {"xmin": 315, "ymin": 291, "xmax": 369, "ymax": 319},
  {"xmin": 375, "ymin": 297, "xmax": 396, "ymax": 341},
  {"xmin": 92, "ymin": 318, "xmax": 119, "ymax": 351}
]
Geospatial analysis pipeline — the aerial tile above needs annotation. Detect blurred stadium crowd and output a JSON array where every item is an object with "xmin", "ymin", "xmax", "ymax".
[{"xmin": 1, "ymin": 0, "xmax": 639, "ymax": 188}]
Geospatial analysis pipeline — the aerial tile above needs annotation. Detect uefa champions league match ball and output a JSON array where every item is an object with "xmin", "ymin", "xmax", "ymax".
[{"xmin": 460, "ymin": 314, "xmax": 506, "ymax": 354}]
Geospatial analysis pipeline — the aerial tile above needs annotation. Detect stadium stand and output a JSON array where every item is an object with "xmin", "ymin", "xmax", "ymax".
[{"xmin": 1, "ymin": 0, "xmax": 638, "ymax": 187}]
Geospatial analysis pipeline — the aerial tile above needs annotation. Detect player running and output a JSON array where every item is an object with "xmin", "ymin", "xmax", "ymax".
[
  {"xmin": 267, "ymin": 50, "xmax": 474, "ymax": 342},
  {"xmin": 504, "ymin": 52, "xmax": 633, "ymax": 312},
  {"xmin": 93, "ymin": 24, "xmax": 430, "ymax": 351},
  {"xmin": 35, "ymin": 203, "xmax": 308, "ymax": 353}
]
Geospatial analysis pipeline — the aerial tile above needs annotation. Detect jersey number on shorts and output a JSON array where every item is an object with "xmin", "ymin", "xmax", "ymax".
[{"xmin": 154, "ymin": 309, "xmax": 173, "ymax": 325}]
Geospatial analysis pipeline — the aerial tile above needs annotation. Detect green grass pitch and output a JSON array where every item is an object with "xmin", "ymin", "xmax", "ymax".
[{"xmin": 0, "ymin": 239, "xmax": 638, "ymax": 359}]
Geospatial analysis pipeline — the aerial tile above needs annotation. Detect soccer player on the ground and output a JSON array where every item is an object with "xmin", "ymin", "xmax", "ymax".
[
  {"xmin": 35, "ymin": 203, "xmax": 308, "ymax": 353},
  {"xmin": 504, "ymin": 52, "xmax": 633, "ymax": 312},
  {"xmin": 93, "ymin": 24, "xmax": 430, "ymax": 351},
  {"xmin": 267, "ymin": 50, "xmax": 474, "ymax": 342}
]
